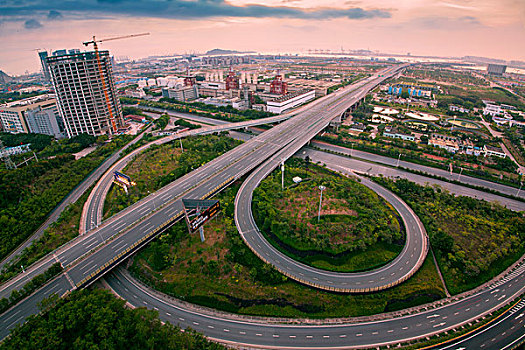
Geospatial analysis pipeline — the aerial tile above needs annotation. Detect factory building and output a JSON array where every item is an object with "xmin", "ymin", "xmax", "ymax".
[{"xmin": 266, "ymin": 89, "xmax": 315, "ymax": 114}]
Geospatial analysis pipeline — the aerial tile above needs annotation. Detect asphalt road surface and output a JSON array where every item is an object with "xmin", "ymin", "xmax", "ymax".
[
  {"xmin": 235, "ymin": 159, "xmax": 428, "ymax": 292},
  {"xmin": 104, "ymin": 262, "xmax": 525, "ymax": 349},
  {"xmin": 302, "ymin": 148, "xmax": 525, "ymax": 212}
]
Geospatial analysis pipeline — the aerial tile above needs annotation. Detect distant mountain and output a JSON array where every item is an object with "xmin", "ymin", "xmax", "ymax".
[
  {"xmin": 205, "ymin": 48, "xmax": 254, "ymax": 55},
  {"xmin": 0, "ymin": 70, "xmax": 14, "ymax": 85}
]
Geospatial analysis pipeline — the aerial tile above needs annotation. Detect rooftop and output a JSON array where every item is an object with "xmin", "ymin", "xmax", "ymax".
[
  {"xmin": 1, "ymin": 94, "xmax": 55, "ymax": 109},
  {"xmin": 270, "ymin": 89, "xmax": 313, "ymax": 103}
]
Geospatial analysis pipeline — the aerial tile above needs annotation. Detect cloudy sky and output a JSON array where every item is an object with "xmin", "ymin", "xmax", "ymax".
[{"xmin": 0, "ymin": 0, "xmax": 524, "ymax": 75}]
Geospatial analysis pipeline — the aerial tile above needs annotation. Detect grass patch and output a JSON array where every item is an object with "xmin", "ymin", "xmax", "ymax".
[{"xmin": 252, "ymin": 159, "xmax": 404, "ymax": 272}]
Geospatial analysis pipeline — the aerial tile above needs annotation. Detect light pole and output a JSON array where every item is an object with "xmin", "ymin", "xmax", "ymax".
[
  {"xmin": 351, "ymin": 142, "xmax": 354, "ymax": 157},
  {"xmin": 457, "ymin": 167, "xmax": 464, "ymax": 181},
  {"xmin": 397, "ymin": 153, "xmax": 403, "ymax": 167},
  {"xmin": 179, "ymin": 138, "xmax": 184, "ymax": 153},
  {"xmin": 281, "ymin": 161, "xmax": 285, "ymax": 190},
  {"xmin": 517, "ymin": 182, "xmax": 523, "ymax": 197},
  {"xmin": 317, "ymin": 185, "xmax": 326, "ymax": 222}
]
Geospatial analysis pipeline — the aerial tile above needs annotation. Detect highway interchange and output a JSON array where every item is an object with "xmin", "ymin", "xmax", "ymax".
[{"xmin": 1, "ymin": 64, "xmax": 524, "ymax": 348}]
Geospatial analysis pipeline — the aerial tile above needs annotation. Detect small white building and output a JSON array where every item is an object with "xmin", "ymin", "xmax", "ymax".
[
  {"xmin": 126, "ymin": 89, "xmax": 146, "ymax": 99},
  {"xmin": 483, "ymin": 103, "xmax": 503, "ymax": 117},
  {"xmin": 0, "ymin": 143, "xmax": 31, "ymax": 157},
  {"xmin": 161, "ymin": 85, "xmax": 199, "ymax": 102},
  {"xmin": 483, "ymin": 145, "xmax": 506, "ymax": 158},
  {"xmin": 266, "ymin": 89, "xmax": 315, "ymax": 114},
  {"xmin": 449, "ymin": 105, "xmax": 470, "ymax": 114}
]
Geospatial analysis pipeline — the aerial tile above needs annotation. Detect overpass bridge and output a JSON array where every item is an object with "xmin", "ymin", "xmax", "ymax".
[{"xmin": 0, "ymin": 65, "xmax": 406, "ymax": 338}]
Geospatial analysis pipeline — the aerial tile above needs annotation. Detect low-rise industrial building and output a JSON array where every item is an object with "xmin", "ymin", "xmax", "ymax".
[
  {"xmin": 483, "ymin": 145, "xmax": 507, "ymax": 158},
  {"xmin": 429, "ymin": 134, "xmax": 460, "ymax": 153},
  {"xmin": 383, "ymin": 127, "xmax": 415, "ymax": 141},
  {"xmin": 449, "ymin": 105, "xmax": 470, "ymax": 114},
  {"xmin": 349, "ymin": 122, "xmax": 366, "ymax": 133},
  {"xmin": 161, "ymin": 85, "xmax": 199, "ymax": 102},
  {"xmin": 483, "ymin": 103, "xmax": 503, "ymax": 116},
  {"xmin": 266, "ymin": 89, "xmax": 315, "ymax": 114},
  {"xmin": 0, "ymin": 143, "xmax": 31, "ymax": 157},
  {"xmin": 0, "ymin": 94, "xmax": 62, "ymax": 137}
]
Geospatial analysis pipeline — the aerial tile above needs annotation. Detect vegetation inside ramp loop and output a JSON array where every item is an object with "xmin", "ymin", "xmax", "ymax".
[{"xmin": 252, "ymin": 158, "xmax": 405, "ymax": 273}]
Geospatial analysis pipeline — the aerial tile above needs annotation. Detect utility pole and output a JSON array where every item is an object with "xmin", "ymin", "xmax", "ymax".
[
  {"xmin": 281, "ymin": 161, "xmax": 285, "ymax": 190},
  {"xmin": 397, "ymin": 153, "xmax": 402, "ymax": 167},
  {"xmin": 317, "ymin": 185, "xmax": 326, "ymax": 222},
  {"xmin": 180, "ymin": 138, "xmax": 184, "ymax": 153},
  {"xmin": 449, "ymin": 163, "xmax": 453, "ymax": 176},
  {"xmin": 517, "ymin": 182, "xmax": 523, "ymax": 197}
]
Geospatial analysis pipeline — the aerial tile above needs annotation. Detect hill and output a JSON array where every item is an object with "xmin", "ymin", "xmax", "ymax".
[
  {"xmin": 205, "ymin": 48, "xmax": 254, "ymax": 55},
  {"xmin": 0, "ymin": 70, "xmax": 14, "ymax": 85}
]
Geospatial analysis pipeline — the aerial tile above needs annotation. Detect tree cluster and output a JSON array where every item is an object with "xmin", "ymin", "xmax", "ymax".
[
  {"xmin": 374, "ymin": 177, "xmax": 525, "ymax": 292},
  {"xmin": 2, "ymin": 289, "xmax": 224, "ymax": 350}
]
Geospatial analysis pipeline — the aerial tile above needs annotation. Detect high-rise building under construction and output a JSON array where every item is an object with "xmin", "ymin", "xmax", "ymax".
[{"xmin": 46, "ymin": 50, "xmax": 124, "ymax": 138}]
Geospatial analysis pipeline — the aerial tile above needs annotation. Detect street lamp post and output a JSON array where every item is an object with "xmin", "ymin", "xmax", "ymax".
[
  {"xmin": 281, "ymin": 161, "xmax": 285, "ymax": 190},
  {"xmin": 397, "ymin": 153, "xmax": 402, "ymax": 167},
  {"xmin": 180, "ymin": 138, "xmax": 184, "ymax": 153},
  {"xmin": 317, "ymin": 185, "xmax": 326, "ymax": 222},
  {"xmin": 457, "ymin": 167, "xmax": 464, "ymax": 181},
  {"xmin": 517, "ymin": 182, "xmax": 523, "ymax": 197}
]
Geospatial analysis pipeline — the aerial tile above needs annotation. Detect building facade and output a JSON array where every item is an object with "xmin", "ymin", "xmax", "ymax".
[
  {"xmin": 47, "ymin": 50, "xmax": 124, "ymax": 138},
  {"xmin": 25, "ymin": 104, "xmax": 64, "ymax": 138},
  {"xmin": 383, "ymin": 127, "xmax": 416, "ymax": 142},
  {"xmin": 161, "ymin": 85, "xmax": 199, "ymax": 102},
  {"xmin": 487, "ymin": 64, "xmax": 506, "ymax": 76},
  {"xmin": 483, "ymin": 145, "xmax": 507, "ymax": 158},
  {"xmin": 0, "ymin": 95, "xmax": 58, "ymax": 135}
]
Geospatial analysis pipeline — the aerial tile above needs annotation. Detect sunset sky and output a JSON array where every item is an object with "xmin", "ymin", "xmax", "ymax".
[{"xmin": 0, "ymin": 0, "xmax": 524, "ymax": 75}]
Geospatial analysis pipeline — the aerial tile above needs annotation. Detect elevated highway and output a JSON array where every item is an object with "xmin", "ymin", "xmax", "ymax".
[{"xmin": 0, "ymin": 65, "xmax": 406, "ymax": 338}]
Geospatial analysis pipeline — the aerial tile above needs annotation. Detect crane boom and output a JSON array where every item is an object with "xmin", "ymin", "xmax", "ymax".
[{"xmin": 83, "ymin": 33, "xmax": 149, "ymax": 47}]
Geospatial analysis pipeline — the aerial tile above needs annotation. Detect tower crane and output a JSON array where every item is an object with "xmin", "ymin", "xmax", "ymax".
[{"xmin": 82, "ymin": 33, "xmax": 149, "ymax": 133}]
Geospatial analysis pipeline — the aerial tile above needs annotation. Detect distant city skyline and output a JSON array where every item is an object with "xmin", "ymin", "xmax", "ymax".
[{"xmin": 1, "ymin": 0, "xmax": 524, "ymax": 75}]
